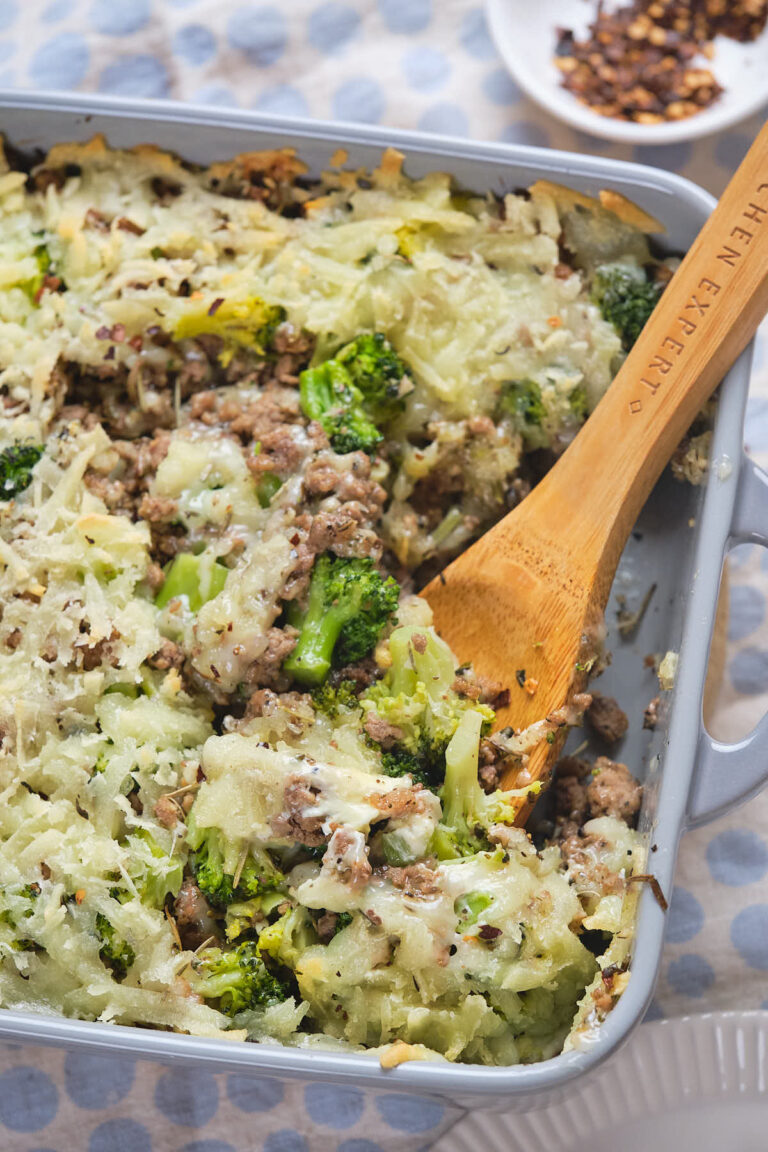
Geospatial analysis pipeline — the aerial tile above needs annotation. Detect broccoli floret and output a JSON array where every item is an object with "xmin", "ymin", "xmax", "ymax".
[
  {"xmin": 431, "ymin": 710, "xmax": 540, "ymax": 860},
  {"xmin": 569, "ymin": 386, "xmax": 588, "ymax": 422},
  {"xmin": 335, "ymin": 332, "xmax": 411, "ymax": 424},
  {"xmin": 95, "ymin": 912, "xmax": 135, "ymax": 981},
  {"xmin": 188, "ymin": 822, "xmax": 285, "ymax": 910},
  {"xmin": 283, "ymin": 555, "xmax": 399, "ymax": 687},
  {"xmin": 498, "ymin": 379, "xmax": 545, "ymax": 428},
  {"xmin": 311, "ymin": 679, "xmax": 361, "ymax": 717},
  {"xmin": 172, "ymin": 295, "xmax": 286, "ymax": 360},
  {"xmin": 363, "ymin": 626, "xmax": 494, "ymax": 790},
  {"xmin": 591, "ymin": 263, "xmax": 663, "ymax": 351},
  {"xmin": 194, "ymin": 940, "xmax": 290, "ymax": 1016},
  {"xmin": 300, "ymin": 359, "xmax": 383, "ymax": 455},
  {"xmin": 299, "ymin": 333, "xmax": 411, "ymax": 454},
  {"xmin": 0, "ymin": 443, "xmax": 44, "ymax": 499}
]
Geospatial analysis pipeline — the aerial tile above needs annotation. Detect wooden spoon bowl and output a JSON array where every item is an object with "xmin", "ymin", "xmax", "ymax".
[{"xmin": 422, "ymin": 119, "xmax": 768, "ymax": 812}]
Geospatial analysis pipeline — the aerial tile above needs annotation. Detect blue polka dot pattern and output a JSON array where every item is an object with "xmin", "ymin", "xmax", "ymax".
[
  {"xmin": 731, "ymin": 904, "xmax": 768, "ymax": 969},
  {"xmin": 255, "ymin": 84, "xmax": 309, "ymax": 118},
  {"xmin": 730, "ymin": 646, "xmax": 768, "ymax": 695},
  {"xmin": 305, "ymin": 1083, "xmax": 364, "ymax": 1129},
  {"xmin": 263, "ymin": 1131, "xmax": 310, "ymax": 1152},
  {"xmin": 89, "ymin": 1119, "xmax": 152, "ymax": 1152},
  {"xmin": 482, "ymin": 67, "xmax": 521, "ymax": 106},
  {"xmin": 173, "ymin": 25, "xmax": 217, "ymax": 66},
  {"xmin": 42, "ymin": 0, "xmax": 74, "ymax": 20},
  {"xmin": 500, "ymin": 121, "xmax": 550, "ymax": 148},
  {"xmin": 707, "ymin": 829, "xmax": 768, "ymax": 886},
  {"xmin": 0, "ymin": 0, "xmax": 16, "ymax": 30},
  {"xmin": 460, "ymin": 7, "xmax": 497, "ymax": 60},
  {"xmin": 194, "ymin": 84, "xmax": 239, "ymax": 106},
  {"xmin": 0, "ymin": 1067, "xmax": 58, "ymax": 1132},
  {"xmin": 666, "ymin": 886, "xmax": 704, "ymax": 944},
  {"xmin": 375, "ymin": 1094, "xmax": 445, "ymax": 1133},
  {"xmin": 227, "ymin": 5, "xmax": 287, "ymax": 66},
  {"xmin": 181, "ymin": 1143, "xmax": 237, "ymax": 1152},
  {"xmin": 308, "ymin": 3, "xmax": 359, "ymax": 54},
  {"xmin": 89, "ymin": 0, "xmax": 150, "ymax": 36},
  {"xmin": 98, "ymin": 54, "xmax": 169, "ymax": 98},
  {"xmin": 667, "ymin": 953, "xmax": 716, "ymax": 997},
  {"xmin": 378, "ymin": 0, "xmax": 430, "ymax": 34},
  {"xmin": 227, "ymin": 1073, "xmax": 285, "ymax": 1112},
  {"xmin": 643, "ymin": 999, "xmax": 665, "ymax": 1022},
  {"xmin": 339, "ymin": 1142, "xmax": 386, "ymax": 1152},
  {"xmin": 633, "ymin": 141, "xmax": 694, "ymax": 170},
  {"xmin": 418, "ymin": 102, "xmax": 469, "ymax": 137},
  {"xmin": 728, "ymin": 584, "xmax": 766, "ymax": 642},
  {"xmin": 64, "ymin": 1051, "xmax": 135, "ymax": 1111},
  {"xmin": 332, "ymin": 77, "xmax": 385, "ymax": 123},
  {"xmin": 29, "ymin": 32, "xmax": 89, "ymax": 89},
  {"xmin": 402, "ymin": 46, "xmax": 449, "ymax": 93},
  {"xmin": 154, "ymin": 1069, "xmax": 219, "ymax": 1128}
]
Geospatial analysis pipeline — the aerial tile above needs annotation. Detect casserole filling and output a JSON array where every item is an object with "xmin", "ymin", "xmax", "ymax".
[{"xmin": 0, "ymin": 138, "xmax": 669, "ymax": 1064}]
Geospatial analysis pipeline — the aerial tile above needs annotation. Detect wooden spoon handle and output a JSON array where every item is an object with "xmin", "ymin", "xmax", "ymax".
[{"xmin": 531, "ymin": 119, "xmax": 768, "ymax": 580}]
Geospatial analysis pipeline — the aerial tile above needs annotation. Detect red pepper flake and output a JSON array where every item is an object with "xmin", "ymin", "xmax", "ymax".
[
  {"xmin": 104, "ymin": 346, "xmax": 116, "ymax": 361},
  {"xmin": 116, "ymin": 216, "xmax": 145, "ymax": 236},
  {"xmin": 95, "ymin": 325, "xmax": 111, "ymax": 340},
  {"xmin": 128, "ymin": 334, "xmax": 143, "ymax": 352},
  {"xmin": 75, "ymin": 888, "xmax": 86, "ymax": 904},
  {"xmin": 478, "ymin": 924, "xmax": 502, "ymax": 940},
  {"xmin": 207, "ymin": 297, "xmax": 225, "ymax": 317},
  {"xmin": 111, "ymin": 323, "xmax": 126, "ymax": 344}
]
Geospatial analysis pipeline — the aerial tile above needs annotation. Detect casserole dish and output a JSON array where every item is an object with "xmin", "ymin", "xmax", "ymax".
[{"xmin": 0, "ymin": 90, "xmax": 764, "ymax": 1110}]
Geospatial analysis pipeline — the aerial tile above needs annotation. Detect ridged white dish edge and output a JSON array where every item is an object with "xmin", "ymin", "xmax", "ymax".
[{"xmin": 435, "ymin": 1012, "xmax": 768, "ymax": 1150}]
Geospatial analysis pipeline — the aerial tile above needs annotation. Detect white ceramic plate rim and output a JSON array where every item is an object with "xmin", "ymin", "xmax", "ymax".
[
  {"xmin": 436, "ymin": 1011, "xmax": 768, "ymax": 1150},
  {"xmin": 485, "ymin": 0, "xmax": 768, "ymax": 145}
]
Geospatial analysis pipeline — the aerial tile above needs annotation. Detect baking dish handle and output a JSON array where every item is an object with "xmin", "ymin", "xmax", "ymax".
[{"xmin": 688, "ymin": 455, "xmax": 768, "ymax": 827}]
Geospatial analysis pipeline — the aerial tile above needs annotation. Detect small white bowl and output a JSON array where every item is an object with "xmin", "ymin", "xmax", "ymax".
[{"xmin": 485, "ymin": 0, "xmax": 768, "ymax": 144}]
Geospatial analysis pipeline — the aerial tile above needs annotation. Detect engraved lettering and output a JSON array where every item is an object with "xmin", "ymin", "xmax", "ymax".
[
  {"xmin": 662, "ymin": 336, "xmax": 684, "ymax": 356},
  {"xmin": 731, "ymin": 225, "xmax": 753, "ymax": 244},
  {"xmin": 678, "ymin": 315, "xmax": 697, "ymax": 336},
  {"xmin": 629, "ymin": 400, "xmax": 642, "ymax": 414},
  {"xmin": 744, "ymin": 202, "xmax": 767, "ymax": 223},
  {"xmin": 685, "ymin": 295, "xmax": 710, "ymax": 317},
  {"xmin": 641, "ymin": 377, "xmax": 660, "ymax": 394},
  {"xmin": 698, "ymin": 277, "xmax": 720, "ymax": 296},
  {"xmin": 648, "ymin": 354, "xmax": 673, "ymax": 375},
  {"xmin": 716, "ymin": 244, "xmax": 741, "ymax": 266}
]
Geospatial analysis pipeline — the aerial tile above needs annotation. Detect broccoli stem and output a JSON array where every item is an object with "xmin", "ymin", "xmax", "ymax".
[
  {"xmin": 155, "ymin": 552, "xmax": 228, "ymax": 612},
  {"xmin": 284, "ymin": 574, "xmax": 350, "ymax": 687}
]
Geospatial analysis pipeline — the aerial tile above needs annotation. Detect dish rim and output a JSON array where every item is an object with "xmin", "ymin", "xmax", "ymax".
[{"xmin": 0, "ymin": 89, "xmax": 750, "ymax": 1100}]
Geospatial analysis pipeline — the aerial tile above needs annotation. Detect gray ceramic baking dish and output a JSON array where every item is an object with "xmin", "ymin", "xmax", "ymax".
[{"xmin": 0, "ymin": 90, "xmax": 765, "ymax": 1111}]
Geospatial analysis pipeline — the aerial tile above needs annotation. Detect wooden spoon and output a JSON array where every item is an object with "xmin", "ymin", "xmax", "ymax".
[{"xmin": 421, "ymin": 119, "xmax": 768, "ymax": 812}]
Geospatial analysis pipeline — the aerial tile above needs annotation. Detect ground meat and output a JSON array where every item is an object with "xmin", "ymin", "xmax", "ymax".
[
  {"xmin": 75, "ymin": 628, "xmax": 121, "ymax": 671},
  {"xmin": 385, "ymin": 863, "xmax": 440, "ymax": 897},
  {"xmin": 303, "ymin": 451, "xmax": 386, "ymax": 512},
  {"xmin": 328, "ymin": 658, "xmax": 380, "ymax": 692},
  {"xmin": 137, "ymin": 493, "xmax": 178, "ymax": 524},
  {"xmin": 307, "ymin": 502, "xmax": 382, "ymax": 560},
  {"xmin": 244, "ymin": 688, "xmax": 313, "ymax": 722},
  {"xmin": 587, "ymin": 693, "xmax": 629, "ymax": 744},
  {"xmin": 84, "ymin": 429, "xmax": 172, "ymax": 519},
  {"xmin": 315, "ymin": 910, "xmax": 339, "ymax": 943},
  {"xmin": 587, "ymin": 757, "xmax": 642, "ymax": 824},
  {"xmin": 367, "ymin": 786, "xmax": 425, "ymax": 821},
  {"xmin": 560, "ymin": 833, "xmax": 625, "ymax": 895},
  {"xmin": 154, "ymin": 795, "xmax": 180, "ymax": 829},
  {"xmin": 174, "ymin": 879, "xmax": 220, "ymax": 950},
  {"xmin": 452, "ymin": 675, "xmax": 481, "ymax": 701},
  {"xmin": 643, "ymin": 696, "xmax": 660, "ymax": 730},
  {"xmin": 5, "ymin": 628, "xmax": 21, "ymax": 650},
  {"xmin": 363, "ymin": 710, "xmax": 404, "ymax": 748},
  {"xmin": 147, "ymin": 638, "xmax": 185, "ymax": 672},
  {"xmin": 323, "ymin": 827, "xmax": 372, "ymax": 889},
  {"xmin": 247, "ymin": 425, "xmax": 308, "ymax": 478},
  {"xmin": 478, "ymin": 738, "xmax": 504, "ymax": 793},
  {"xmin": 144, "ymin": 562, "xmax": 166, "ymax": 594},
  {"xmin": 242, "ymin": 626, "xmax": 299, "ymax": 690},
  {"xmin": 270, "ymin": 775, "xmax": 326, "ymax": 846}
]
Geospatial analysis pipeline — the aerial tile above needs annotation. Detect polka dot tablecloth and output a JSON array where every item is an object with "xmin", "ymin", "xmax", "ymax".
[{"xmin": 0, "ymin": 0, "xmax": 766, "ymax": 1146}]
